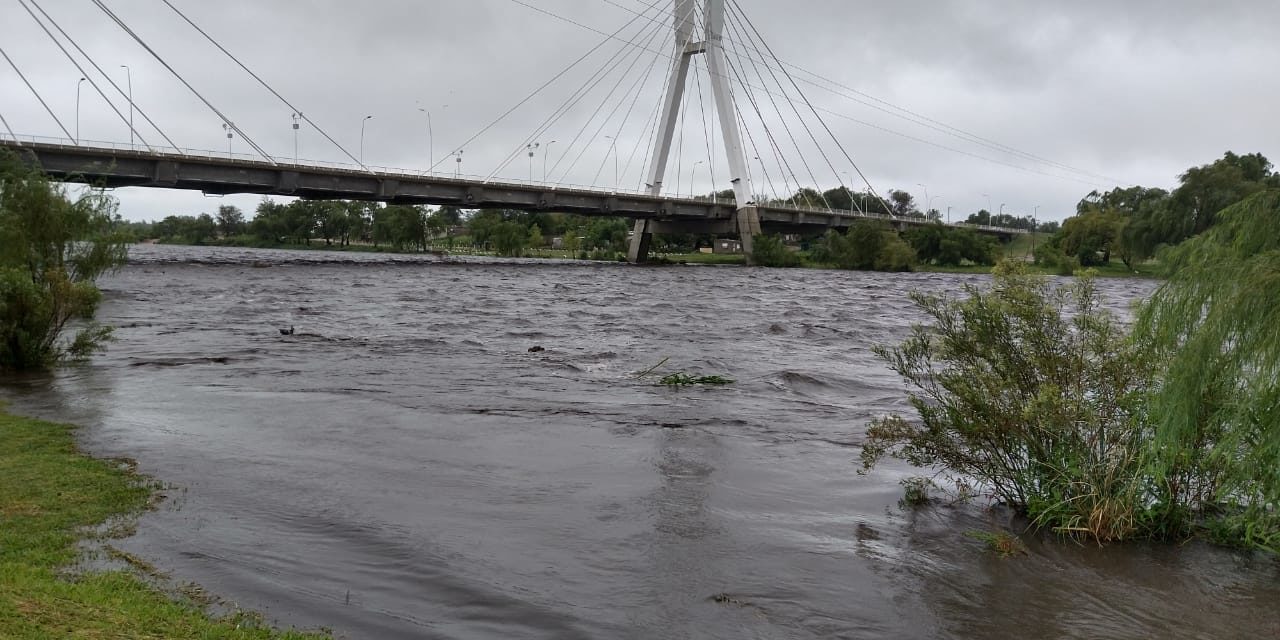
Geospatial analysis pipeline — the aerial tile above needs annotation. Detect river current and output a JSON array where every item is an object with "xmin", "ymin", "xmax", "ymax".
[{"xmin": 2, "ymin": 244, "xmax": 1276, "ymax": 639}]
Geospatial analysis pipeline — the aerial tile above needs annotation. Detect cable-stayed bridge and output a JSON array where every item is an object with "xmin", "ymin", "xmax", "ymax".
[{"xmin": 1, "ymin": 0, "xmax": 1043, "ymax": 263}]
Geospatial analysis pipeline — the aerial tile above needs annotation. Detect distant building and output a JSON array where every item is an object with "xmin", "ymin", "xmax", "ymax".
[{"xmin": 713, "ymin": 238, "xmax": 742, "ymax": 254}]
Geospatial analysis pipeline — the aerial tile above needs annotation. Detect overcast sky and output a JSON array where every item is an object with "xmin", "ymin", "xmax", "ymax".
[{"xmin": 2, "ymin": 0, "xmax": 1277, "ymax": 222}]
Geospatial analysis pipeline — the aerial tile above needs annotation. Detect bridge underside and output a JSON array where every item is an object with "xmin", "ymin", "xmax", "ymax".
[{"xmin": 2, "ymin": 141, "xmax": 1019, "ymax": 243}]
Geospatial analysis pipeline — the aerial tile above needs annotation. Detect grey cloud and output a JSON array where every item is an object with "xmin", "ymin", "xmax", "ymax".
[{"xmin": 2, "ymin": 0, "xmax": 1277, "ymax": 222}]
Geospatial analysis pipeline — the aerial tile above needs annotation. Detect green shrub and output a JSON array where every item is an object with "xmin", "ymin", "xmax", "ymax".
[
  {"xmin": 862, "ymin": 260, "xmax": 1156, "ymax": 541},
  {"xmin": 751, "ymin": 234, "xmax": 802, "ymax": 268},
  {"xmin": 816, "ymin": 222, "xmax": 916, "ymax": 272},
  {"xmin": 0, "ymin": 152, "xmax": 126, "ymax": 370}
]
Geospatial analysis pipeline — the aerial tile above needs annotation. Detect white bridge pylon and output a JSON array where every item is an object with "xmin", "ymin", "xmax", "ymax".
[{"xmin": 628, "ymin": 0, "xmax": 763, "ymax": 264}]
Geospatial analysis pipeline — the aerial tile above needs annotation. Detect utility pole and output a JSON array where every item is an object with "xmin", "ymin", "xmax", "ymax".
[{"xmin": 222, "ymin": 122, "xmax": 233, "ymax": 157}]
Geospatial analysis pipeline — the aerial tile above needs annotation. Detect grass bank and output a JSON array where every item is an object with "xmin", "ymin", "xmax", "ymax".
[{"xmin": 0, "ymin": 408, "xmax": 328, "ymax": 639}]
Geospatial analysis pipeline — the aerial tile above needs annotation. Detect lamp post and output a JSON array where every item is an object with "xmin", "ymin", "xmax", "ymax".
[
  {"xmin": 843, "ymin": 171, "xmax": 856, "ymax": 212},
  {"xmin": 119, "ymin": 65, "xmax": 133, "ymax": 148},
  {"xmin": 917, "ymin": 182, "xmax": 930, "ymax": 218},
  {"xmin": 1032, "ymin": 205, "xmax": 1040, "ymax": 254},
  {"xmin": 221, "ymin": 122, "xmax": 233, "ymax": 157},
  {"xmin": 417, "ymin": 107, "xmax": 433, "ymax": 170},
  {"xmin": 526, "ymin": 142, "xmax": 539, "ymax": 182},
  {"xmin": 291, "ymin": 112, "xmax": 301, "ymax": 163},
  {"xmin": 690, "ymin": 160, "xmax": 704, "ymax": 198},
  {"xmin": 999, "ymin": 203, "xmax": 1006, "ymax": 221},
  {"xmin": 542, "ymin": 140, "xmax": 556, "ymax": 183},
  {"xmin": 928, "ymin": 194, "xmax": 942, "ymax": 219},
  {"xmin": 946, "ymin": 205, "xmax": 952, "ymax": 224},
  {"xmin": 982, "ymin": 193, "xmax": 992, "ymax": 214},
  {"xmin": 75, "ymin": 77, "xmax": 86, "ymax": 144},
  {"xmin": 359, "ymin": 115, "xmax": 372, "ymax": 164},
  {"xmin": 604, "ymin": 135, "xmax": 619, "ymax": 192},
  {"xmin": 451, "ymin": 150, "xmax": 463, "ymax": 178}
]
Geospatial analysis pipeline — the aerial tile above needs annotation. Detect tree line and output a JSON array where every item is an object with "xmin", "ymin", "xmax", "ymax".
[{"xmin": 1039, "ymin": 151, "xmax": 1280, "ymax": 271}]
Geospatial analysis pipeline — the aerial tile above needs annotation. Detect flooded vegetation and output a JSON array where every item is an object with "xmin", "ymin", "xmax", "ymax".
[{"xmin": 2, "ymin": 244, "xmax": 1277, "ymax": 639}]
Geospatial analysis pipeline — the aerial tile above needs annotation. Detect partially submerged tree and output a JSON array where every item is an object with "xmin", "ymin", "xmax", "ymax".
[
  {"xmin": 0, "ymin": 152, "xmax": 127, "ymax": 370},
  {"xmin": 861, "ymin": 261, "xmax": 1155, "ymax": 541},
  {"xmin": 1137, "ymin": 190, "xmax": 1280, "ymax": 550}
]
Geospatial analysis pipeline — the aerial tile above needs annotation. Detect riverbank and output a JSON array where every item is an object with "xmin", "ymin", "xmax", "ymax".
[{"xmin": 0, "ymin": 408, "xmax": 327, "ymax": 639}]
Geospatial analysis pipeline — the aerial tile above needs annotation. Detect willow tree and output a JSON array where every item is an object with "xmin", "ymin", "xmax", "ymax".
[
  {"xmin": 1137, "ymin": 189, "xmax": 1280, "ymax": 550},
  {"xmin": 0, "ymin": 151, "xmax": 127, "ymax": 370}
]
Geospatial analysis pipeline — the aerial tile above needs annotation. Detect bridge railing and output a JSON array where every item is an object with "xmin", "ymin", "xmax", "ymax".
[{"xmin": 1, "ymin": 133, "xmax": 1026, "ymax": 235}]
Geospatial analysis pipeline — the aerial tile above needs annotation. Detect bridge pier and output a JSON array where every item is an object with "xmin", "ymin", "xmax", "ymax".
[
  {"xmin": 735, "ymin": 206, "xmax": 761, "ymax": 265},
  {"xmin": 627, "ymin": 219, "xmax": 654, "ymax": 264}
]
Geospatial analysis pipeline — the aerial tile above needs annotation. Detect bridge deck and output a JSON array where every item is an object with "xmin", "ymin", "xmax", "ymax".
[{"xmin": 0, "ymin": 138, "xmax": 1024, "ymax": 237}]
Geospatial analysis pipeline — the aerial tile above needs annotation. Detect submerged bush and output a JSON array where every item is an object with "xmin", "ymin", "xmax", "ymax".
[
  {"xmin": 867, "ymin": 219, "xmax": 1280, "ymax": 550},
  {"xmin": 862, "ymin": 261, "xmax": 1157, "ymax": 541},
  {"xmin": 0, "ymin": 152, "xmax": 126, "ymax": 370}
]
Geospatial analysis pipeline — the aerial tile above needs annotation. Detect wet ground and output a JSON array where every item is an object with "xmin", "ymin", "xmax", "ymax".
[{"xmin": 2, "ymin": 244, "xmax": 1276, "ymax": 639}]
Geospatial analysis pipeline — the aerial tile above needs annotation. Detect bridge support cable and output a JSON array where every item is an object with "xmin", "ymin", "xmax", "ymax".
[
  {"xmin": 90, "ymin": 0, "xmax": 276, "ymax": 165},
  {"xmin": 613, "ymin": 0, "xmax": 1126, "ymax": 185},
  {"xmin": 524, "ymin": 0, "xmax": 1117, "ymax": 192},
  {"xmin": 718, "ymin": 14, "xmax": 800, "ymax": 205},
  {"xmin": 727, "ymin": 0, "xmax": 894, "ymax": 215},
  {"xmin": 0, "ymin": 46, "xmax": 74, "ymax": 141},
  {"xmin": 722, "ymin": 6, "xmax": 838, "ymax": 211},
  {"xmin": 428, "ymin": 0, "xmax": 666, "ymax": 177},
  {"xmin": 585, "ymin": 24, "xmax": 670, "ymax": 190},
  {"xmin": 0, "ymin": 108, "xmax": 18, "ymax": 142},
  {"xmin": 543, "ymin": 0, "xmax": 690, "ymax": 191},
  {"xmin": 160, "ymin": 0, "xmax": 369, "ymax": 172},
  {"xmin": 21, "ymin": 0, "xmax": 172, "ymax": 153},
  {"xmin": 484, "ymin": 12, "xmax": 655, "ymax": 184},
  {"xmin": 536, "ymin": 7, "xmax": 669, "ymax": 186},
  {"xmin": 720, "ymin": 35, "xmax": 803, "ymax": 206},
  {"xmin": 486, "ymin": 1, "xmax": 665, "ymax": 186}
]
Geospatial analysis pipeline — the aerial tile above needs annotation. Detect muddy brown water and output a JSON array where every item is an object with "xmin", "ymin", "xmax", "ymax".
[{"xmin": 2, "ymin": 245, "xmax": 1277, "ymax": 639}]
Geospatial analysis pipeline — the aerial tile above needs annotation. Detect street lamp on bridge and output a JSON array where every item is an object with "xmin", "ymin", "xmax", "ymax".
[
  {"xmin": 417, "ymin": 106, "xmax": 433, "ymax": 170},
  {"xmin": 917, "ymin": 183, "xmax": 929, "ymax": 217},
  {"xmin": 542, "ymin": 140, "xmax": 556, "ymax": 183},
  {"xmin": 359, "ymin": 115, "xmax": 373, "ymax": 164},
  {"xmin": 221, "ymin": 122, "xmax": 233, "ymax": 157},
  {"xmin": 526, "ymin": 142, "xmax": 540, "ymax": 182},
  {"xmin": 690, "ymin": 160, "xmax": 704, "ymax": 199},
  {"xmin": 291, "ymin": 112, "xmax": 302, "ymax": 163},
  {"xmin": 75, "ymin": 77, "xmax": 86, "ymax": 144},
  {"xmin": 451, "ymin": 150, "xmax": 464, "ymax": 178},
  {"xmin": 119, "ymin": 65, "xmax": 133, "ymax": 148},
  {"xmin": 603, "ymin": 135, "xmax": 619, "ymax": 192}
]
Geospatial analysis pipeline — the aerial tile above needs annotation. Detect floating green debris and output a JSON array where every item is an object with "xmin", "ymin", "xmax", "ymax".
[{"xmin": 658, "ymin": 372, "xmax": 735, "ymax": 387}]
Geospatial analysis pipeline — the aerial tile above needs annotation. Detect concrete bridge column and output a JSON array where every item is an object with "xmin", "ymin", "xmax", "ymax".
[
  {"xmin": 735, "ymin": 205, "xmax": 762, "ymax": 265},
  {"xmin": 628, "ymin": 218, "xmax": 654, "ymax": 264}
]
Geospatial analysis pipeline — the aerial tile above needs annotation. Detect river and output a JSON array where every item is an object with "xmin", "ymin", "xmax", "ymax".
[{"xmin": 2, "ymin": 244, "xmax": 1276, "ymax": 639}]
